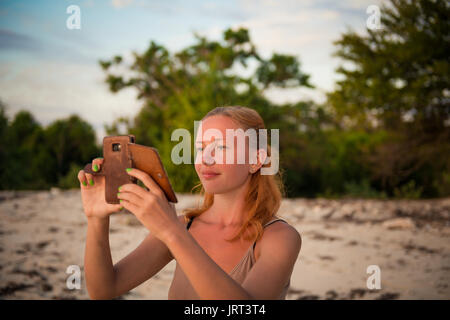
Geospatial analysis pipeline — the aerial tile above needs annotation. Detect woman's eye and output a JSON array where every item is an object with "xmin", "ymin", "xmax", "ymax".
[{"xmin": 196, "ymin": 145, "xmax": 226, "ymax": 151}]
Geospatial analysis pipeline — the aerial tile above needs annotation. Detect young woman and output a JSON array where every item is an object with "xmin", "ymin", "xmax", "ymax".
[{"xmin": 78, "ymin": 106, "xmax": 302, "ymax": 300}]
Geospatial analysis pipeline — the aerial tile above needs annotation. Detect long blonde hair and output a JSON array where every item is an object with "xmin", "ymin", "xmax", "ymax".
[{"xmin": 183, "ymin": 106, "xmax": 286, "ymax": 243}]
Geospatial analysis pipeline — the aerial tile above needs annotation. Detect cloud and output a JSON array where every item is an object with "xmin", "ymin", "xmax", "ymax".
[
  {"xmin": 111, "ymin": 0, "xmax": 134, "ymax": 9},
  {"xmin": 218, "ymin": 0, "xmax": 386, "ymax": 103},
  {"xmin": 83, "ymin": 0, "xmax": 95, "ymax": 7},
  {"xmin": 0, "ymin": 29, "xmax": 41, "ymax": 52},
  {"xmin": 0, "ymin": 29, "xmax": 97, "ymax": 66},
  {"xmin": 342, "ymin": 0, "xmax": 381, "ymax": 10}
]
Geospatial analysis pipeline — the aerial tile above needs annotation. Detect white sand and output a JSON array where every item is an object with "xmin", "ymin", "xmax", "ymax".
[{"xmin": 0, "ymin": 189, "xmax": 449, "ymax": 299}]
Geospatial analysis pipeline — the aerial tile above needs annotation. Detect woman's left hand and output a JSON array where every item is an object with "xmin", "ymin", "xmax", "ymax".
[{"xmin": 117, "ymin": 168, "xmax": 181, "ymax": 242}]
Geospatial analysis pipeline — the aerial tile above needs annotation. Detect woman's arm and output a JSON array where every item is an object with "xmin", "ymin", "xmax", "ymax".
[
  {"xmin": 84, "ymin": 216, "xmax": 116, "ymax": 299},
  {"xmin": 84, "ymin": 215, "xmax": 186, "ymax": 300},
  {"xmin": 164, "ymin": 220, "xmax": 302, "ymax": 300}
]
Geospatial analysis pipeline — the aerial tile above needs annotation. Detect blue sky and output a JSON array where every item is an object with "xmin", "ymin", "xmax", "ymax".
[{"xmin": 0, "ymin": 0, "xmax": 385, "ymax": 143}]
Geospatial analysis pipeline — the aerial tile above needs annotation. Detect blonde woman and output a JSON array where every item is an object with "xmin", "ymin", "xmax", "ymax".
[{"xmin": 79, "ymin": 106, "xmax": 302, "ymax": 300}]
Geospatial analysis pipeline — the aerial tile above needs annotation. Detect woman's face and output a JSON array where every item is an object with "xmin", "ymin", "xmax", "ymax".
[{"xmin": 194, "ymin": 115, "xmax": 259, "ymax": 194}]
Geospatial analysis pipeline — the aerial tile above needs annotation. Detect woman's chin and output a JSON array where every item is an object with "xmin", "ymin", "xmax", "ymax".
[
  {"xmin": 202, "ymin": 185, "xmax": 221, "ymax": 194},
  {"xmin": 202, "ymin": 182, "xmax": 227, "ymax": 194},
  {"xmin": 201, "ymin": 175, "xmax": 249, "ymax": 195}
]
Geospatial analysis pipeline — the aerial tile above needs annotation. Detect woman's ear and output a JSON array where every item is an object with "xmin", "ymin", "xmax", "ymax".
[
  {"xmin": 258, "ymin": 149, "xmax": 268, "ymax": 166},
  {"xmin": 250, "ymin": 149, "xmax": 267, "ymax": 173}
]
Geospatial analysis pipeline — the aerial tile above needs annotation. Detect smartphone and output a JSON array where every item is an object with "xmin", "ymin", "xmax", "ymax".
[
  {"xmin": 84, "ymin": 135, "xmax": 178, "ymax": 204},
  {"xmin": 102, "ymin": 135, "xmax": 137, "ymax": 204}
]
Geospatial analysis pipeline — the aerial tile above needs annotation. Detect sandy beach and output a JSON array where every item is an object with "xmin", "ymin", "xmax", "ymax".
[{"xmin": 0, "ymin": 189, "xmax": 449, "ymax": 300}]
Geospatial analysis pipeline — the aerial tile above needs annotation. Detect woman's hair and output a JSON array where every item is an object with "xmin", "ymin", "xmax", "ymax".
[{"xmin": 183, "ymin": 105, "xmax": 286, "ymax": 243}]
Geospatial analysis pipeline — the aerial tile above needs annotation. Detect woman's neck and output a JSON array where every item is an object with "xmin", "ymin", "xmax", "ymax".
[{"xmin": 202, "ymin": 176, "xmax": 251, "ymax": 228}]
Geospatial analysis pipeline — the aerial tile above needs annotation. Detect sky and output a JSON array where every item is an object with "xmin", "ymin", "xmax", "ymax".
[{"xmin": 0, "ymin": 0, "xmax": 386, "ymax": 144}]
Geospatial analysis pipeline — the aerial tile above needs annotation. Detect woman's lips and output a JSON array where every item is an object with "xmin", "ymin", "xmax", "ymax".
[{"xmin": 202, "ymin": 172, "xmax": 220, "ymax": 179}]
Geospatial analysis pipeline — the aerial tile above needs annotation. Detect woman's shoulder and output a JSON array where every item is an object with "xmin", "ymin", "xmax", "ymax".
[{"xmin": 260, "ymin": 218, "xmax": 302, "ymax": 253}]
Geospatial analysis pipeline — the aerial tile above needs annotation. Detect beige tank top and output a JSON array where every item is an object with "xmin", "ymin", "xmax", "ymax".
[{"xmin": 167, "ymin": 217, "xmax": 291, "ymax": 300}]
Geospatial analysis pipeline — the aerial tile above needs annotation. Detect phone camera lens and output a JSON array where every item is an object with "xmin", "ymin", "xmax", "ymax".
[{"xmin": 112, "ymin": 143, "xmax": 121, "ymax": 152}]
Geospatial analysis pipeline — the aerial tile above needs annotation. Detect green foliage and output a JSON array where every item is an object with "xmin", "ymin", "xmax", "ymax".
[
  {"xmin": 285, "ymin": 127, "xmax": 391, "ymax": 198},
  {"xmin": 256, "ymin": 54, "xmax": 313, "ymax": 89},
  {"xmin": 45, "ymin": 114, "xmax": 99, "ymax": 182},
  {"xmin": 327, "ymin": 0, "xmax": 450, "ymax": 197},
  {"xmin": 0, "ymin": 100, "xmax": 13, "ymax": 189},
  {"xmin": 329, "ymin": 0, "xmax": 449, "ymax": 131},
  {"xmin": 0, "ymin": 100, "xmax": 100, "ymax": 190},
  {"xmin": 393, "ymin": 180, "xmax": 423, "ymax": 199},
  {"xmin": 343, "ymin": 179, "xmax": 387, "ymax": 199},
  {"xmin": 58, "ymin": 162, "xmax": 83, "ymax": 189},
  {"xmin": 432, "ymin": 171, "xmax": 450, "ymax": 197},
  {"xmin": 0, "ymin": 108, "xmax": 50, "ymax": 189},
  {"xmin": 317, "ymin": 179, "xmax": 388, "ymax": 199}
]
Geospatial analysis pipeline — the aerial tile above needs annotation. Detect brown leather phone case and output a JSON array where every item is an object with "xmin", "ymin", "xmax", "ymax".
[{"xmin": 83, "ymin": 135, "xmax": 177, "ymax": 204}]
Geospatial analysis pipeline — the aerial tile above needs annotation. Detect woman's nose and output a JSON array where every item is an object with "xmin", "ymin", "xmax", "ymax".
[{"xmin": 202, "ymin": 144, "xmax": 216, "ymax": 165}]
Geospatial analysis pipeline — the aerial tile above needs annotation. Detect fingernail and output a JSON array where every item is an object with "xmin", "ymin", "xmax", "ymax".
[
  {"xmin": 89, "ymin": 179, "xmax": 94, "ymax": 186},
  {"xmin": 118, "ymin": 186, "xmax": 122, "ymax": 191},
  {"xmin": 119, "ymin": 200, "xmax": 123, "ymax": 203},
  {"xmin": 119, "ymin": 206, "xmax": 123, "ymax": 210},
  {"xmin": 82, "ymin": 181, "xmax": 87, "ymax": 186},
  {"xmin": 126, "ymin": 168, "xmax": 132, "ymax": 172},
  {"xmin": 117, "ymin": 192, "xmax": 121, "ymax": 197},
  {"xmin": 93, "ymin": 164, "xmax": 98, "ymax": 172}
]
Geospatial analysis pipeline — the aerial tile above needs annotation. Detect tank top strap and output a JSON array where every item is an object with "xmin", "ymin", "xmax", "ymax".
[
  {"xmin": 252, "ymin": 218, "xmax": 287, "ymax": 250},
  {"xmin": 187, "ymin": 216, "xmax": 287, "ymax": 231},
  {"xmin": 263, "ymin": 217, "xmax": 287, "ymax": 228},
  {"xmin": 186, "ymin": 216, "xmax": 195, "ymax": 230}
]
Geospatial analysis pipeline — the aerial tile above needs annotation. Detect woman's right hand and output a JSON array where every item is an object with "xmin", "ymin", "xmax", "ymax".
[{"xmin": 78, "ymin": 157, "xmax": 122, "ymax": 219}]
